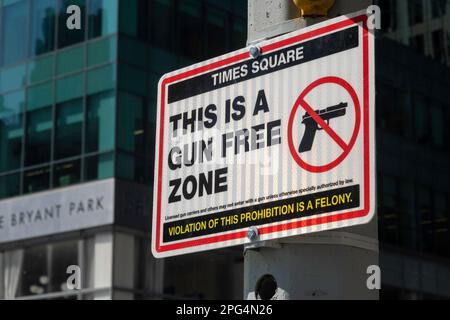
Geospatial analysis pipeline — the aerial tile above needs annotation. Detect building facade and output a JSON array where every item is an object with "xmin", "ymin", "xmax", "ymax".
[
  {"xmin": 0, "ymin": 0, "xmax": 450, "ymax": 300},
  {"xmin": 0, "ymin": 0, "xmax": 246, "ymax": 300}
]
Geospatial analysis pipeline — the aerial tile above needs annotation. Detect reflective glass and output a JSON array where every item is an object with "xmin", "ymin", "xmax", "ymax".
[
  {"xmin": 0, "ymin": 90, "xmax": 24, "ymax": 172},
  {"xmin": 117, "ymin": 92, "xmax": 144, "ymax": 153},
  {"xmin": 30, "ymin": 0, "xmax": 56, "ymax": 56},
  {"xmin": 1, "ymin": 0, "xmax": 29, "ymax": 67},
  {"xmin": 58, "ymin": 0, "xmax": 86, "ymax": 48},
  {"xmin": 87, "ymin": 36, "xmax": 117, "ymax": 67},
  {"xmin": 28, "ymin": 55, "xmax": 54, "ymax": 85},
  {"xmin": 55, "ymin": 98, "xmax": 83, "ymax": 160},
  {"xmin": 0, "ymin": 63, "xmax": 27, "ymax": 94},
  {"xmin": 53, "ymin": 159, "xmax": 81, "ymax": 188},
  {"xmin": 86, "ymin": 91, "xmax": 115, "ymax": 152},
  {"xmin": 56, "ymin": 73, "xmax": 84, "ymax": 103},
  {"xmin": 87, "ymin": 64, "xmax": 116, "ymax": 95},
  {"xmin": 84, "ymin": 152, "xmax": 114, "ymax": 181},
  {"xmin": 23, "ymin": 165, "xmax": 50, "ymax": 194},
  {"xmin": 0, "ymin": 173, "xmax": 20, "ymax": 199},
  {"xmin": 25, "ymin": 106, "xmax": 52, "ymax": 166},
  {"xmin": 56, "ymin": 45, "xmax": 85, "ymax": 75},
  {"xmin": 27, "ymin": 81, "xmax": 54, "ymax": 111},
  {"xmin": 88, "ymin": 0, "xmax": 118, "ymax": 39}
]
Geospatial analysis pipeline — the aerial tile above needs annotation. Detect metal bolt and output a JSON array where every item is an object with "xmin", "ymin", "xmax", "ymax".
[
  {"xmin": 249, "ymin": 46, "xmax": 261, "ymax": 59},
  {"xmin": 247, "ymin": 227, "xmax": 259, "ymax": 241}
]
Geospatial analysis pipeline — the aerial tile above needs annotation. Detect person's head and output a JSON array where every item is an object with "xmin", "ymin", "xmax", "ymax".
[{"xmin": 255, "ymin": 274, "xmax": 277, "ymax": 300}]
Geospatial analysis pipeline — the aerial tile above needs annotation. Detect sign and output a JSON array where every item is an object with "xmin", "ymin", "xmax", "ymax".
[
  {"xmin": 0, "ymin": 179, "xmax": 114, "ymax": 243},
  {"xmin": 152, "ymin": 11, "xmax": 375, "ymax": 258}
]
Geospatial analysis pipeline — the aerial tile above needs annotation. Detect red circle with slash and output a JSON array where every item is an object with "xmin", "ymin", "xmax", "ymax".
[{"xmin": 288, "ymin": 76, "xmax": 361, "ymax": 173}]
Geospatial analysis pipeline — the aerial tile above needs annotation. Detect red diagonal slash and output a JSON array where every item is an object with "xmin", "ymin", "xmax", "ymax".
[{"xmin": 299, "ymin": 99, "xmax": 349, "ymax": 151}]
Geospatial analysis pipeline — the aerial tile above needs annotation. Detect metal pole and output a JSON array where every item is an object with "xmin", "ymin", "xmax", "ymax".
[{"xmin": 244, "ymin": 0, "xmax": 378, "ymax": 300}]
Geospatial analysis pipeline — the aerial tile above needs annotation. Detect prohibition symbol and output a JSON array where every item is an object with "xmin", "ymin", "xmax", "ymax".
[{"xmin": 288, "ymin": 76, "xmax": 361, "ymax": 173}]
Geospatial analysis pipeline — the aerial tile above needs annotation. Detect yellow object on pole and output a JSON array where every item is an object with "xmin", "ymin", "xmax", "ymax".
[{"xmin": 292, "ymin": 0, "xmax": 336, "ymax": 17}]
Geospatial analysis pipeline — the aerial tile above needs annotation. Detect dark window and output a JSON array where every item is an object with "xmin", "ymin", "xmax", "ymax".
[
  {"xmin": 417, "ymin": 186, "xmax": 433, "ymax": 252},
  {"xmin": 434, "ymin": 193, "xmax": 450, "ymax": 256},
  {"xmin": 86, "ymin": 91, "xmax": 115, "ymax": 153},
  {"xmin": 430, "ymin": 102, "xmax": 444, "ymax": 148},
  {"xmin": 412, "ymin": 93, "xmax": 430, "ymax": 144},
  {"xmin": 206, "ymin": 8, "xmax": 228, "ymax": 58},
  {"xmin": 410, "ymin": 34, "xmax": 425, "ymax": 55},
  {"xmin": 55, "ymin": 98, "xmax": 83, "ymax": 160},
  {"xmin": 25, "ymin": 107, "xmax": 53, "ymax": 166},
  {"xmin": 431, "ymin": 0, "xmax": 447, "ymax": 18},
  {"xmin": 432, "ymin": 29, "xmax": 445, "ymax": 63},
  {"xmin": 231, "ymin": 17, "xmax": 246, "ymax": 50},
  {"xmin": 150, "ymin": 0, "xmax": 175, "ymax": 51},
  {"xmin": 88, "ymin": 0, "xmax": 118, "ymax": 39},
  {"xmin": 1, "ymin": 0, "xmax": 30, "ymax": 67},
  {"xmin": 408, "ymin": 0, "xmax": 424, "ymax": 25},
  {"xmin": 23, "ymin": 166, "xmax": 50, "ymax": 194},
  {"xmin": 30, "ymin": 0, "xmax": 56, "ymax": 56},
  {"xmin": 0, "ymin": 173, "xmax": 20, "ymax": 200},
  {"xmin": 0, "ymin": 105, "xmax": 23, "ymax": 172},
  {"xmin": 84, "ymin": 152, "xmax": 114, "ymax": 181},
  {"xmin": 53, "ymin": 159, "xmax": 81, "ymax": 187},
  {"xmin": 377, "ymin": 0, "xmax": 397, "ymax": 33},
  {"xmin": 117, "ymin": 92, "xmax": 144, "ymax": 154},
  {"xmin": 178, "ymin": 0, "xmax": 204, "ymax": 61},
  {"xmin": 58, "ymin": 0, "xmax": 86, "ymax": 48}
]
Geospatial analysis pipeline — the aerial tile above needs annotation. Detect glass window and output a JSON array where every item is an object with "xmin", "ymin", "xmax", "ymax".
[
  {"xmin": 55, "ymin": 98, "xmax": 83, "ymax": 160},
  {"xmin": 432, "ymin": 29, "xmax": 445, "ymax": 63},
  {"xmin": 58, "ymin": 0, "xmax": 86, "ymax": 48},
  {"xmin": 53, "ymin": 159, "xmax": 81, "ymax": 187},
  {"xmin": 20, "ymin": 245, "xmax": 48, "ymax": 296},
  {"xmin": 413, "ymin": 93, "xmax": 430, "ymax": 143},
  {"xmin": 119, "ymin": 0, "xmax": 147, "ymax": 39},
  {"xmin": 87, "ymin": 36, "xmax": 116, "ymax": 67},
  {"xmin": 50, "ymin": 241, "xmax": 78, "ymax": 293},
  {"xmin": 88, "ymin": 0, "xmax": 118, "ymax": 39},
  {"xmin": 430, "ymin": 103, "xmax": 444, "ymax": 148},
  {"xmin": 86, "ymin": 91, "xmax": 115, "ymax": 153},
  {"xmin": 56, "ymin": 45, "xmax": 85, "ymax": 76},
  {"xmin": 1, "ymin": 0, "xmax": 29, "ymax": 67},
  {"xmin": 25, "ymin": 107, "xmax": 52, "ymax": 166},
  {"xmin": 417, "ymin": 186, "xmax": 433, "ymax": 252},
  {"xmin": 0, "ymin": 173, "xmax": 21, "ymax": 199},
  {"xmin": 178, "ymin": 0, "xmax": 203, "ymax": 61},
  {"xmin": 409, "ymin": 35, "xmax": 425, "ymax": 54},
  {"xmin": 118, "ymin": 64, "xmax": 146, "ymax": 96},
  {"xmin": 431, "ymin": 0, "xmax": 447, "ymax": 18},
  {"xmin": 434, "ymin": 193, "xmax": 449, "ymax": 256},
  {"xmin": 150, "ymin": 0, "xmax": 175, "ymax": 52},
  {"xmin": 0, "ymin": 90, "xmax": 24, "ymax": 172},
  {"xmin": 117, "ymin": 153, "xmax": 145, "ymax": 183},
  {"xmin": 23, "ymin": 165, "xmax": 50, "ymax": 194},
  {"xmin": 27, "ymin": 81, "xmax": 54, "ymax": 111},
  {"xmin": 87, "ymin": 64, "xmax": 116, "ymax": 95},
  {"xmin": 18, "ymin": 241, "xmax": 79, "ymax": 297},
  {"xmin": 231, "ymin": 17, "xmax": 246, "ymax": 51},
  {"xmin": 56, "ymin": 73, "xmax": 84, "ymax": 103},
  {"xmin": 117, "ymin": 93, "xmax": 144, "ymax": 153},
  {"xmin": 0, "ymin": 63, "xmax": 27, "ymax": 94},
  {"xmin": 30, "ymin": 0, "xmax": 56, "ymax": 56},
  {"xmin": 377, "ymin": 0, "xmax": 397, "ymax": 33},
  {"xmin": 84, "ymin": 152, "xmax": 114, "ymax": 181},
  {"xmin": 408, "ymin": 0, "xmax": 424, "ymax": 25},
  {"xmin": 206, "ymin": 8, "xmax": 227, "ymax": 58},
  {"xmin": 28, "ymin": 55, "xmax": 54, "ymax": 85}
]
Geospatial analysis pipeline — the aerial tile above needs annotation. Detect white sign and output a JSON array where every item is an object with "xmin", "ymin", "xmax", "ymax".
[
  {"xmin": 152, "ymin": 11, "xmax": 376, "ymax": 258},
  {"xmin": 0, "ymin": 179, "xmax": 115, "ymax": 243}
]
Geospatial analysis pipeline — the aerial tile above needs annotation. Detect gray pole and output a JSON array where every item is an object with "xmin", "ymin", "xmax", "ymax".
[{"xmin": 244, "ymin": 0, "xmax": 378, "ymax": 300}]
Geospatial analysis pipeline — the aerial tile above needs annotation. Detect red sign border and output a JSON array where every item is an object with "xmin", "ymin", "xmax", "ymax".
[{"xmin": 154, "ymin": 14, "xmax": 371, "ymax": 254}]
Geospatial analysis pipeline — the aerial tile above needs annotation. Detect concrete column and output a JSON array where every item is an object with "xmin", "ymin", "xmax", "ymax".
[{"xmin": 244, "ymin": 0, "xmax": 378, "ymax": 300}]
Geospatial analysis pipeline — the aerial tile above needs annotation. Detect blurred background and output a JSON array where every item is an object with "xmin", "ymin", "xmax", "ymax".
[{"xmin": 0, "ymin": 0, "xmax": 449, "ymax": 300}]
